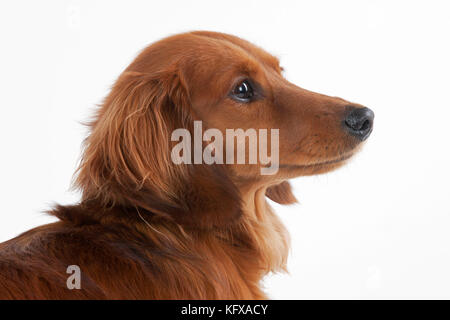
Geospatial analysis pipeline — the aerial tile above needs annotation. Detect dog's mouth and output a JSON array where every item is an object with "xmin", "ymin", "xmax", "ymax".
[{"xmin": 278, "ymin": 153, "xmax": 354, "ymax": 170}]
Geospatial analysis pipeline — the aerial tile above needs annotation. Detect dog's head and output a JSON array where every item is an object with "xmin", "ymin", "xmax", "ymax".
[{"xmin": 75, "ymin": 31, "xmax": 374, "ymax": 228}]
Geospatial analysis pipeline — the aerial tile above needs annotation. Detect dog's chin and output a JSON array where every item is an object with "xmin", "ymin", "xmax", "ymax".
[{"xmin": 279, "ymin": 153, "xmax": 354, "ymax": 177}]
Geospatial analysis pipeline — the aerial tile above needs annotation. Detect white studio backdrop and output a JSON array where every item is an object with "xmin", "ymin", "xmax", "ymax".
[{"xmin": 0, "ymin": 0, "xmax": 449, "ymax": 299}]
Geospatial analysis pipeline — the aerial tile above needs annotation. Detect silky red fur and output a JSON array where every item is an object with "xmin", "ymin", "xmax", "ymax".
[{"xmin": 0, "ymin": 31, "xmax": 366, "ymax": 299}]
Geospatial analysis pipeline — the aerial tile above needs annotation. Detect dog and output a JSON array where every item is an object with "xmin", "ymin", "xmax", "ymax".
[{"xmin": 0, "ymin": 31, "xmax": 373, "ymax": 299}]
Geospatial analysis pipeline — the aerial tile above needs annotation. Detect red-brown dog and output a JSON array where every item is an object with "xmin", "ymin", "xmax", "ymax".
[{"xmin": 0, "ymin": 31, "xmax": 373, "ymax": 299}]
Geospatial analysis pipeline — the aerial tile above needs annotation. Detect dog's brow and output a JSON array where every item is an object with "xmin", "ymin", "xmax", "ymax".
[
  {"xmin": 268, "ymin": 56, "xmax": 283, "ymax": 73},
  {"xmin": 269, "ymin": 56, "xmax": 279, "ymax": 66}
]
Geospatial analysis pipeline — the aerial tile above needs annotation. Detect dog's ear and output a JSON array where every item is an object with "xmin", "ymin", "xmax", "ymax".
[
  {"xmin": 265, "ymin": 181, "xmax": 297, "ymax": 205},
  {"xmin": 75, "ymin": 70, "xmax": 242, "ymax": 229}
]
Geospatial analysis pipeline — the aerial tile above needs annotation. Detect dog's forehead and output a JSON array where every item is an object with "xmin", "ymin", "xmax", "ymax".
[
  {"xmin": 189, "ymin": 31, "xmax": 281, "ymax": 69},
  {"xmin": 127, "ymin": 31, "xmax": 281, "ymax": 76}
]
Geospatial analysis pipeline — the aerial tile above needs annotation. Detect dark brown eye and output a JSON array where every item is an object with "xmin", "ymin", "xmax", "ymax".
[{"xmin": 232, "ymin": 80, "xmax": 254, "ymax": 102}]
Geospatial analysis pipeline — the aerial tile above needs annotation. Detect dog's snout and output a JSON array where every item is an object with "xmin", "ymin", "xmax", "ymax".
[{"xmin": 344, "ymin": 106, "xmax": 374, "ymax": 141}]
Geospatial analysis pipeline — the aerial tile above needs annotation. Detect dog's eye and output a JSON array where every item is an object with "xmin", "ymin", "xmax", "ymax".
[{"xmin": 232, "ymin": 80, "xmax": 254, "ymax": 102}]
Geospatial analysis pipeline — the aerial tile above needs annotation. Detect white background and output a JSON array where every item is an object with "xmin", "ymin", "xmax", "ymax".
[{"xmin": 1, "ymin": 0, "xmax": 449, "ymax": 299}]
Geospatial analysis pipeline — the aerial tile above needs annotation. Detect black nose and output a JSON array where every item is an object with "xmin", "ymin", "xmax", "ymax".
[{"xmin": 344, "ymin": 106, "xmax": 374, "ymax": 141}]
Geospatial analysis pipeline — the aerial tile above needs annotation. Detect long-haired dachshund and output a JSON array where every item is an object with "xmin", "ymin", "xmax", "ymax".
[{"xmin": 0, "ymin": 31, "xmax": 373, "ymax": 299}]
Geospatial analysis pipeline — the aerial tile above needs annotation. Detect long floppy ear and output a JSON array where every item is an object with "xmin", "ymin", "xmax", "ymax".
[
  {"xmin": 265, "ymin": 181, "xmax": 297, "ymax": 205},
  {"xmin": 74, "ymin": 70, "xmax": 242, "ymax": 229}
]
